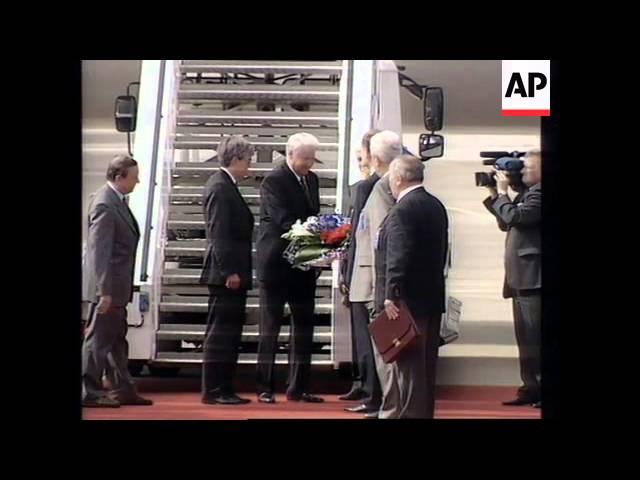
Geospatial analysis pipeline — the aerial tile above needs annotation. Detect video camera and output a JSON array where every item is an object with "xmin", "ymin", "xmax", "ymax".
[{"xmin": 475, "ymin": 151, "xmax": 526, "ymax": 190}]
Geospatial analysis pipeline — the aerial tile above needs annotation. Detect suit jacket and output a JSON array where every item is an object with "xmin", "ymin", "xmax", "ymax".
[
  {"xmin": 341, "ymin": 172, "xmax": 380, "ymax": 289},
  {"xmin": 83, "ymin": 184, "xmax": 140, "ymax": 307},
  {"xmin": 483, "ymin": 183, "xmax": 541, "ymax": 298},
  {"xmin": 374, "ymin": 187, "xmax": 448, "ymax": 317},
  {"xmin": 256, "ymin": 161, "xmax": 320, "ymax": 286},
  {"xmin": 200, "ymin": 170, "xmax": 254, "ymax": 289},
  {"xmin": 349, "ymin": 174, "xmax": 395, "ymax": 302}
]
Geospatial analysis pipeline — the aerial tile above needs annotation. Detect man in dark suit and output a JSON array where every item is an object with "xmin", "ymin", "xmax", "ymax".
[
  {"xmin": 338, "ymin": 129, "xmax": 382, "ymax": 404},
  {"xmin": 82, "ymin": 154, "xmax": 153, "ymax": 408},
  {"xmin": 375, "ymin": 155, "xmax": 448, "ymax": 419},
  {"xmin": 483, "ymin": 149, "xmax": 542, "ymax": 408},
  {"xmin": 255, "ymin": 132, "xmax": 324, "ymax": 404},
  {"xmin": 200, "ymin": 136, "xmax": 256, "ymax": 405}
]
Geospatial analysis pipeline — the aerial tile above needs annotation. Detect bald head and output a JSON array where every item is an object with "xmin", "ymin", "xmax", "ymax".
[{"xmin": 106, "ymin": 154, "xmax": 139, "ymax": 195}]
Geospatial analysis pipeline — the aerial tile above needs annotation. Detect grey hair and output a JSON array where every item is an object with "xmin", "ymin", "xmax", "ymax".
[
  {"xmin": 216, "ymin": 135, "xmax": 255, "ymax": 167},
  {"xmin": 390, "ymin": 155, "xmax": 425, "ymax": 183},
  {"xmin": 369, "ymin": 130, "xmax": 403, "ymax": 165},
  {"xmin": 286, "ymin": 132, "xmax": 320, "ymax": 157},
  {"xmin": 106, "ymin": 154, "xmax": 138, "ymax": 181}
]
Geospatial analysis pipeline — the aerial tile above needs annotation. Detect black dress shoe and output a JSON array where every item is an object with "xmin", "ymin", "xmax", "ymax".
[
  {"xmin": 83, "ymin": 397, "xmax": 121, "ymax": 408},
  {"xmin": 533, "ymin": 401, "xmax": 542, "ymax": 409},
  {"xmin": 344, "ymin": 403, "xmax": 378, "ymax": 414},
  {"xmin": 116, "ymin": 395, "xmax": 154, "ymax": 406},
  {"xmin": 258, "ymin": 392, "xmax": 276, "ymax": 404},
  {"xmin": 203, "ymin": 394, "xmax": 251, "ymax": 405},
  {"xmin": 338, "ymin": 387, "xmax": 367, "ymax": 401},
  {"xmin": 364, "ymin": 412, "xmax": 379, "ymax": 419},
  {"xmin": 287, "ymin": 393, "xmax": 325, "ymax": 403},
  {"xmin": 502, "ymin": 397, "xmax": 537, "ymax": 406}
]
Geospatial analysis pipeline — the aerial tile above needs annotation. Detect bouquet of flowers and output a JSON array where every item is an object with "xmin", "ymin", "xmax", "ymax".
[{"xmin": 281, "ymin": 214, "xmax": 352, "ymax": 270}]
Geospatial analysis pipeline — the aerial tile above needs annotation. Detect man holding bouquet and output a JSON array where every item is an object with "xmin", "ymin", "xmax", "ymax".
[{"xmin": 255, "ymin": 132, "xmax": 324, "ymax": 404}]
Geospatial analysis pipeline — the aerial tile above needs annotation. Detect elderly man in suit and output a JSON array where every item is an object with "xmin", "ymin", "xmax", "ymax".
[
  {"xmin": 375, "ymin": 155, "xmax": 448, "ymax": 419},
  {"xmin": 347, "ymin": 130, "xmax": 403, "ymax": 418},
  {"xmin": 483, "ymin": 149, "xmax": 542, "ymax": 408},
  {"xmin": 200, "ymin": 136, "xmax": 256, "ymax": 405},
  {"xmin": 82, "ymin": 154, "xmax": 153, "ymax": 408},
  {"xmin": 255, "ymin": 132, "xmax": 324, "ymax": 404}
]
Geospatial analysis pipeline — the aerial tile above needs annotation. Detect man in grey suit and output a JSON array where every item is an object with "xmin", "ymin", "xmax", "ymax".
[
  {"xmin": 483, "ymin": 149, "xmax": 542, "ymax": 408},
  {"xmin": 348, "ymin": 130, "xmax": 402, "ymax": 418},
  {"xmin": 82, "ymin": 154, "xmax": 152, "ymax": 408}
]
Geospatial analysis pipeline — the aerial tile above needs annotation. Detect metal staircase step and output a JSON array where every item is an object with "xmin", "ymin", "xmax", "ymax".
[
  {"xmin": 157, "ymin": 324, "xmax": 332, "ymax": 342},
  {"xmin": 164, "ymin": 239, "xmax": 209, "ymax": 255},
  {"xmin": 169, "ymin": 186, "xmax": 336, "ymax": 204},
  {"xmin": 170, "ymin": 169, "xmax": 338, "ymax": 189},
  {"xmin": 168, "ymin": 203, "xmax": 335, "ymax": 216},
  {"xmin": 168, "ymin": 207, "xmax": 334, "ymax": 223},
  {"xmin": 170, "ymin": 191, "xmax": 337, "ymax": 207},
  {"xmin": 175, "ymin": 125, "xmax": 338, "ymax": 139},
  {"xmin": 161, "ymin": 284, "xmax": 332, "ymax": 299},
  {"xmin": 155, "ymin": 351, "xmax": 332, "ymax": 365},
  {"xmin": 180, "ymin": 60, "xmax": 342, "ymax": 75},
  {"xmin": 177, "ymin": 109, "xmax": 339, "ymax": 126},
  {"xmin": 162, "ymin": 268, "xmax": 333, "ymax": 286},
  {"xmin": 178, "ymin": 84, "xmax": 339, "ymax": 102},
  {"xmin": 160, "ymin": 297, "xmax": 334, "ymax": 314},
  {"xmin": 168, "ymin": 219, "xmax": 259, "ymax": 230},
  {"xmin": 173, "ymin": 137, "xmax": 339, "ymax": 151},
  {"xmin": 169, "ymin": 176, "xmax": 337, "ymax": 189},
  {"xmin": 172, "ymin": 163, "xmax": 338, "ymax": 179}
]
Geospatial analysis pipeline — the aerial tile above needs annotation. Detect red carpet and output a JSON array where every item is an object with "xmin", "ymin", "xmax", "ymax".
[{"xmin": 83, "ymin": 386, "xmax": 541, "ymax": 420}]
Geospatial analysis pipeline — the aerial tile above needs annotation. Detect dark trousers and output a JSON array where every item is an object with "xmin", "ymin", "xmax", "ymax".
[
  {"xmin": 351, "ymin": 301, "xmax": 382, "ymax": 407},
  {"xmin": 256, "ymin": 275, "xmax": 316, "ymax": 396},
  {"xmin": 512, "ymin": 293, "xmax": 541, "ymax": 400},
  {"xmin": 202, "ymin": 285, "xmax": 247, "ymax": 397},
  {"xmin": 348, "ymin": 307, "xmax": 362, "ymax": 388},
  {"xmin": 383, "ymin": 314, "xmax": 441, "ymax": 419},
  {"xmin": 82, "ymin": 304, "xmax": 137, "ymax": 400}
]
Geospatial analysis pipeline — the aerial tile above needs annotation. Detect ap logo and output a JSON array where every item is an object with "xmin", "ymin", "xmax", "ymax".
[{"xmin": 502, "ymin": 60, "xmax": 550, "ymax": 116}]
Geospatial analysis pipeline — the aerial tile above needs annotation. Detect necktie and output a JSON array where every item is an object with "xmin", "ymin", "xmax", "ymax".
[{"xmin": 300, "ymin": 176, "xmax": 313, "ymax": 207}]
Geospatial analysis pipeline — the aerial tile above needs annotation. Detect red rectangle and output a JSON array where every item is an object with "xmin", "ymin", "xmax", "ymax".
[{"xmin": 502, "ymin": 109, "xmax": 550, "ymax": 117}]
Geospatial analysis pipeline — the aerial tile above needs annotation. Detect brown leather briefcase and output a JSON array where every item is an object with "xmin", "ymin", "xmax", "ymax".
[{"xmin": 368, "ymin": 302, "xmax": 420, "ymax": 363}]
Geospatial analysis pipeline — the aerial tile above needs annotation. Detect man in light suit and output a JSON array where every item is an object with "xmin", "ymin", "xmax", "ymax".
[
  {"xmin": 348, "ymin": 130, "xmax": 403, "ymax": 418},
  {"xmin": 82, "ymin": 154, "xmax": 152, "ymax": 408},
  {"xmin": 376, "ymin": 155, "xmax": 448, "ymax": 419},
  {"xmin": 483, "ymin": 149, "xmax": 542, "ymax": 408}
]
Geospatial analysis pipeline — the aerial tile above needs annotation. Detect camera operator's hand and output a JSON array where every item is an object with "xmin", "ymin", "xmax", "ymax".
[
  {"xmin": 496, "ymin": 171, "xmax": 510, "ymax": 196},
  {"xmin": 486, "ymin": 186, "xmax": 498, "ymax": 199}
]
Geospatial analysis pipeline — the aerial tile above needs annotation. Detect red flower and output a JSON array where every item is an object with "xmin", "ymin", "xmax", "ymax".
[{"xmin": 320, "ymin": 224, "xmax": 352, "ymax": 246}]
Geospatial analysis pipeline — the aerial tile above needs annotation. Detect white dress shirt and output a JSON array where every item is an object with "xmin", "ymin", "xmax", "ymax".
[
  {"xmin": 219, "ymin": 167, "xmax": 237, "ymax": 185},
  {"xmin": 107, "ymin": 181, "xmax": 125, "ymax": 202},
  {"xmin": 396, "ymin": 184, "xmax": 424, "ymax": 203},
  {"xmin": 286, "ymin": 160, "xmax": 303, "ymax": 183}
]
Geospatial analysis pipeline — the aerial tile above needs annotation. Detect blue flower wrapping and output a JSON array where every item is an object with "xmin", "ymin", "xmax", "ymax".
[{"xmin": 281, "ymin": 213, "xmax": 351, "ymax": 270}]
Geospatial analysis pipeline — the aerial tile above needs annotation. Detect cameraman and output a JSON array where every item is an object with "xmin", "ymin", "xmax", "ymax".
[{"xmin": 483, "ymin": 149, "xmax": 542, "ymax": 409}]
